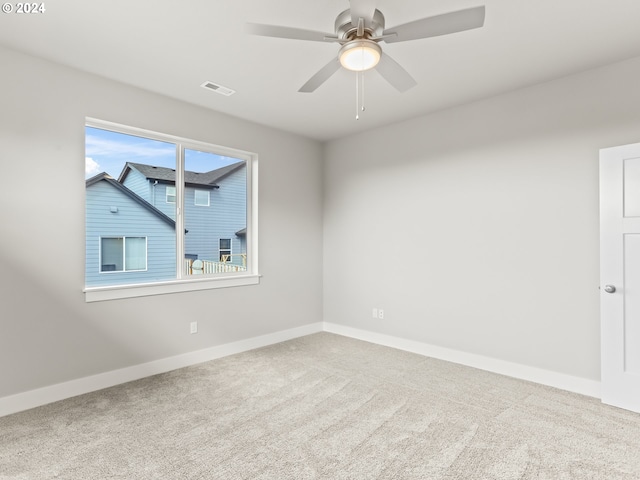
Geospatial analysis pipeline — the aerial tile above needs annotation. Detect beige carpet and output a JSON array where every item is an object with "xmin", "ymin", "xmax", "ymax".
[{"xmin": 1, "ymin": 332, "xmax": 640, "ymax": 479}]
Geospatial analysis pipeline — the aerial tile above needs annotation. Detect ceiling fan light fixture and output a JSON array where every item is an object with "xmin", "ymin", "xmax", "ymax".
[{"xmin": 339, "ymin": 39, "xmax": 381, "ymax": 72}]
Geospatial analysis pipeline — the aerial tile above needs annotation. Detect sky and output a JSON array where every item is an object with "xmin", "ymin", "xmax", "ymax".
[{"xmin": 85, "ymin": 126, "xmax": 241, "ymax": 179}]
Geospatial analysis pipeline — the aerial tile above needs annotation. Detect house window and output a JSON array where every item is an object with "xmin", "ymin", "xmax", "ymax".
[
  {"xmin": 166, "ymin": 186, "xmax": 176, "ymax": 204},
  {"xmin": 100, "ymin": 237, "xmax": 147, "ymax": 272},
  {"xmin": 219, "ymin": 238, "xmax": 231, "ymax": 262},
  {"xmin": 85, "ymin": 119, "xmax": 259, "ymax": 301},
  {"xmin": 194, "ymin": 189, "xmax": 209, "ymax": 206}
]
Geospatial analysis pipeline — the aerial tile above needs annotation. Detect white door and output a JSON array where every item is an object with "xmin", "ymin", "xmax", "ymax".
[{"xmin": 600, "ymin": 142, "xmax": 640, "ymax": 413}]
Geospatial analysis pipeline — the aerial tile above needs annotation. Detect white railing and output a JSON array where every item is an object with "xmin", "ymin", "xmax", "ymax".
[{"xmin": 184, "ymin": 258, "xmax": 247, "ymax": 275}]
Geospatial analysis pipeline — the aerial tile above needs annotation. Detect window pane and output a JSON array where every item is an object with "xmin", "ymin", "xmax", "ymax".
[
  {"xmin": 219, "ymin": 238, "xmax": 231, "ymax": 262},
  {"xmin": 86, "ymin": 120, "xmax": 255, "ymax": 295},
  {"xmin": 184, "ymin": 149, "xmax": 247, "ymax": 275},
  {"xmin": 166, "ymin": 186, "xmax": 176, "ymax": 204},
  {"xmin": 86, "ymin": 127, "xmax": 176, "ymax": 287},
  {"xmin": 194, "ymin": 189, "xmax": 209, "ymax": 206},
  {"xmin": 101, "ymin": 237, "xmax": 123, "ymax": 272},
  {"xmin": 125, "ymin": 237, "xmax": 146, "ymax": 271}
]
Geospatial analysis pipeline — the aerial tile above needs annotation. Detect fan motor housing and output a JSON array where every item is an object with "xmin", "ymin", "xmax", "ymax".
[{"xmin": 335, "ymin": 8, "xmax": 385, "ymax": 39}]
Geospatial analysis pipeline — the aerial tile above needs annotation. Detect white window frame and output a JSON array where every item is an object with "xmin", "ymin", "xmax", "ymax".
[
  {"xmin": 166, "ymin": 186, "xmax": 176, "ymax": 204},
  {"xmin": 194, "ymin": 189, "xmax": 210, "ymax": 207},
  {"xmin": 99, "ymin": 236, "xmax": 148, "ymax": 273},
  {"xmin": 219, "ymin": 238, "xmax": 232, "ymax": 262},
  {"xmin": 84, "ymin": 118, "xmax": 260, "ymax": 302}
]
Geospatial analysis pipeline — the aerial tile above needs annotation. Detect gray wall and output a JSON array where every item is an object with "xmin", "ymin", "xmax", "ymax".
[
  {"xmin": 323, "ymin": 55, "xmax": 640, "ymax": 382},
  {"xmin": 0, "ymin": 45, "xmax": 324, "ymax": 398}
]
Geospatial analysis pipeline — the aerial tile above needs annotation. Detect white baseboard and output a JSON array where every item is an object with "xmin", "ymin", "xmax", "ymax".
[
  {"xmin": 323, "ymin": 322, "xmax": 601, "ymax": 399},
  {"xmin": 0, "ymin": 322, "xmax": 323, "ymax": 418},
  {"xmin": 0, "ymin": 321, "xmax": 601, "ymax": 418}
]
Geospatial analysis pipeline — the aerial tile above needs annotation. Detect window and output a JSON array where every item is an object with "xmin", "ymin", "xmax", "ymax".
[
  {"xmin": 101, "ymin": 237, "xmax": 147, "ymax": 272},
  {"xmin": 194, "ymin": 189, "xmax": 210, "ymax": 206},
  {"xmin": 166, "ymin": 186, "xmax": 176, "ymax": 204},
  {"xmin": 85, "ymin": 118, "xmax": 258, "ymax": 301},
  {"xmin": 219, "ymin": 238, "xmax": 231, "ymax": 262}
]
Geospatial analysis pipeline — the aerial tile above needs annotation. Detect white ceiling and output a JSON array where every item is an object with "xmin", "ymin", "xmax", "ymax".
[{"xmin": 2, "ymin": 0, "xmax": 640, "ymax": 141}]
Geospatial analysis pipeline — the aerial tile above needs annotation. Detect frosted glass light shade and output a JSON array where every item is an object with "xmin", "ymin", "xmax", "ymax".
[{"xmin": 339, "ymin": 40, "xmax": 381, "ymax": 72}]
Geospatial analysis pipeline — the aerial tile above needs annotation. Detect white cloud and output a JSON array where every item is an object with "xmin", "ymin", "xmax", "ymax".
[
  {"xmin": 85, "ymin": 134, "xmax": 173, "ymax": 160},
  {"xmin": 85, "ymin": 157, "xmax": 101, "ymax": 177}
]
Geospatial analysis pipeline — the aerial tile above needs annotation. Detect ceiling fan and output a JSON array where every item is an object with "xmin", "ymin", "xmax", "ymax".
[{"xmin": 247, "ymin": 0, "xmax": 485, "ymax": 93}]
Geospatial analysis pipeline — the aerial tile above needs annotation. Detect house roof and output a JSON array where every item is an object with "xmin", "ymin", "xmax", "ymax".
[
  {"xmin": 86, "ymin": 172, "xmax": 178, "ymax": 230},
  {"xmin": 118, "ymin": 161, "xmax": 245, "ymax": 188}
]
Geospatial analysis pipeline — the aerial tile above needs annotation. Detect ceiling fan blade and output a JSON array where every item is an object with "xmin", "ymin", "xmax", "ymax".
[
  {"xmin": 246, "ymin": 23, "xmax": 338, "ymax": 42},
  {"xmin": 383, "ymin": 6, "xmax": 485, "ymax": 43},
  {"xmin": 375, "ymin": 53, "xmax": 417, "ymax": 92},
  {"xmin": 349, "ymin": 0, "xmax": 376, "ymax": 27},
  {"xmin": 299, "ymin": 58, "xmax": 342, "ymax": 93}
]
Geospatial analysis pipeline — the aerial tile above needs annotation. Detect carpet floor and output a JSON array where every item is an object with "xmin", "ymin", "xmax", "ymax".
[{"xmin": 1, "ymin": 332, "xmax": 640, "ymax": 479}]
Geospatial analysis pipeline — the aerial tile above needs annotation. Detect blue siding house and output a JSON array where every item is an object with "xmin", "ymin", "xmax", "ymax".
[
  {"xmin": 118, "ymin": 161, "xmax": 247, "ymax": 267},
  {"xmin": 85, "ymin": 173, "xmax": 177, "ymax": 287},
  {"xmin": 85, "ymin": 161, "xmax": 247, "ymax": 286}
]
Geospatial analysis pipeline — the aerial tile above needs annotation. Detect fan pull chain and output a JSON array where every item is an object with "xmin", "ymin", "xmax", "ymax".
[
  {"xmin": 361, "ymin": 71, "xmax": 365, "ymax": 113},
  {"xmin": 355, "ymin": 72, "xmax": 360, "ymax": 120},
  {"xmin": 355, "ymin": 71, "xmax": 366, "ymax": 120}
]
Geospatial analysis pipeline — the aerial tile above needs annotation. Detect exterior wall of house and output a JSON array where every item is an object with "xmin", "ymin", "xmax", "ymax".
[
  {"xmin": 151, "ymin": 183, "xmax": 177, "ymax": 219},
  {"xmin": 121, "ymin": 168, "xmax": 151, "ymax": 203},
  {"xmin": 85, "ymin": 180, "xmax": 176, "ymax": 287},
  {"xmin": 119, "ymin": 163, "xmax": 248, "ymax": 267},
  {"xmin": 185, "ymin": 166, "xmax": 247, "ymax": 266}
]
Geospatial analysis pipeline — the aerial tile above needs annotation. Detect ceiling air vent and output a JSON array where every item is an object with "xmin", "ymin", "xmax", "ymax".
[{"xmin": 200, "ymin": 81, "xmax": 235, "ymax": 96}]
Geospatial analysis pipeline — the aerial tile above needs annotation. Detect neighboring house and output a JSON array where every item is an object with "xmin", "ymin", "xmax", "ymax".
[
  {"xmin": 85, "ymin": 161, "xmax": 247, "ymax": 287},
  {"xmin": 118, "ymin": 161, "xmax": 247, "ymax": 268},
  {"xmin": 85, "ymin": 173, "xmax": 177, "ymax": 287}
]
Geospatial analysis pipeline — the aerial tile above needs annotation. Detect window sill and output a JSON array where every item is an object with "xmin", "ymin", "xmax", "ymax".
[{"xmin": 84, "ymin": 274, "xmax": 261, "ymax": 302}]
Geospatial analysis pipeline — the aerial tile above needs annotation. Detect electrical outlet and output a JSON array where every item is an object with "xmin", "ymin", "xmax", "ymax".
[
  {"xmin": 378, "ymin": 309, "xmax": 384, "ymax": 319},
  {"xmin": 372, "ymin": 308, "xmax": 378, "ymax": 319},
  {"xmin": 190, "ymin": 321, "xmax": 198, "ymax": 334}
]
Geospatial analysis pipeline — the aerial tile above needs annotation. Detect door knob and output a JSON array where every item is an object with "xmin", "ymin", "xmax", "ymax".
[{"xmin": 604, "ymin": 285, "xmax": 616, "ymax": 294}]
